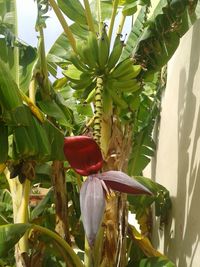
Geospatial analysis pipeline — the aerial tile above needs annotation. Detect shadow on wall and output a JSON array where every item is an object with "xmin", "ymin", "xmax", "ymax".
[{"xmin": 163, "ymin": 20, "xmax": 200, "ymax": 267}]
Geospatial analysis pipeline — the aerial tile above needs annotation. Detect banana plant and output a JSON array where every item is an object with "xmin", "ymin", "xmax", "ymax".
[{"xmin": 0, "ymin": 0, "xmax": 200, "ymax": 266}]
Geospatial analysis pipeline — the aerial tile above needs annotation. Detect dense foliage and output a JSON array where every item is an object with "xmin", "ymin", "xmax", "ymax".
[{"xmin": 0, "ymin": 0, "xmax": 200, "ymax": 266}]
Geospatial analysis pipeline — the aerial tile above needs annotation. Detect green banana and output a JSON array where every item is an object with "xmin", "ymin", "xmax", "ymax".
[
  {"xmin": 86, "ymin": 31, "xmax": 99, "ymax": 68},
  {"xmin": 97, "ymin": 26, "xmax": 110, "ymax": 70},
  {"xmin": 32, "ymin": 117, "xmax": 51, "ymax": 161},
  {"xmin": 69, "ymin": 77, "xmax": 94, "ymax": 90},
  {"xmin": 85, "ymin": 88, "xmax": 96, "ymax": 103},
  {"xmin": 118, "ymin": 65, "xmax": 142, "ymax": 80},
  {"xmin": 107, "ymin": 88, "xmax": 128, "ymax": 109},
  {"xmin": 13, "ymin": 126, "xmax": 38, "ymax": 158},
  {"xmin": 0, "ymin": 121, "xmax": 8, "ymax": 163},
  {"xmin": 110, "ymin": 58, "xmax": 134, "ymax": 78},
  {"xmin": 68, "ymin": 52, "xmax": 89, "ymax": 72},
  {"xmin": 63, "ymin": 65, "xmax": 85, "ymax": 83},
  {"xmin": 107, "ymin": 78, "xmax": 140, "ymax": 92},
  {"xmin": 76, "ymin": 40, "xmax": 97, "ymax": 70},
  {"xmin": 107, "ymin": 34, "xmax": 124, "ymax": 71}
]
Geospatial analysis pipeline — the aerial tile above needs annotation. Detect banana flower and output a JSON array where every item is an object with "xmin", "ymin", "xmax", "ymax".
[{"xmin": 64, "ymin": 136, "xmax": 152, "ymax": 246}]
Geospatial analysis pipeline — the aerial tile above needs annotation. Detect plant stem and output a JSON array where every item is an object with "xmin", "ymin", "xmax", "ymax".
[
  {"xmin": 83, "ymin": 0, "xmax": 95, "ymax": 32},
  {"xmin": 117, "ymin": 12, "xmax": 126, "ymax": 35},
  {"xmin": 49, "ymin": 0, "xmax": 77, "ymax": 53},
  {"xmin": 13, "ymin": 0, "xmax": 19, "ymax": 85},
  {"xmin": 52, "ymin": 161, "xmax": 71, "ymax": 244},
  {"xmin": 97, "ymin": 0, "xmax": 103, "ymax": 32},
  {"xmin": 38, "ymin": 27, "xmax": 51, "ymax": 99},
  {"xmin": 18, "ymin": 179, "xmax": 31, "ymax": 252},
  {"xmin": 93, "ymin": 77, "xmax": 103, "ymax": 146},
  {"xmin": 108, "ymin": 0, "xmax": 119, "ymax": 41},
  {"xmin": 32, "ymin": 224, "xmax": 84, "ymax": 267}
]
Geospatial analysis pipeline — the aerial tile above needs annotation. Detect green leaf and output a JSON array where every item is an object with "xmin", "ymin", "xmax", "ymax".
[
  {"xmin": 121, "ymin": 6, "xmax": 147, "ymax": 60},
  {"xmin": 122, "ymin": 2, "xmax": 137, "ymax": 16},
  {"xmin": 0, "ymin": 59, "xmax": 23, "ymax": 110},
  {"xmin": 31, "ymin": 188, "xmax": 54, "ymax": 220},
  {"xmin": 57, "ymin": 0, "xmax": 87, "ymax": 25},
  {"xmin": 0, "ymin": 223, "xmax": 31, "ymax": 257},
  {"xmin": 19, "ymin": 43, "xmax": 37, "ymax": 93},
  {"xmin": 133, "ymin": 0, "xmax": 200, "ymax": 71},
  {"xmin": 128, "ymin": 130, "xmax": 155, "ymax": 175},
  {"xmin": 128, "ymin": 176, "xmax": 172, "ymax": 224},
  {"xmin": 44, "ymin": 120, "xmax": 65, "ymax": 161},
  {"xmin": 90, "ymin": 0, "xmax": 113, "ymax": 22},
  {"xmin": 38, "ymin": 100, "xmax": 72, "ymax": 127},
  {"xmin": 0, "ymin": 0, "xmax": 18, "ymax": 81},
  {"xmin": 134, "ymin": 257, "xmax": 175, "ymax": 267}
]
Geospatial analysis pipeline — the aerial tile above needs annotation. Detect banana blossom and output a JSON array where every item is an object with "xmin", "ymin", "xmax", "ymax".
[{"xmin": 64, "ymin": 136, "xmax": 152, "ymax": 246}]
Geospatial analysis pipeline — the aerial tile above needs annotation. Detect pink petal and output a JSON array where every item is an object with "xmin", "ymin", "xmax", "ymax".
[
  {"xmin": 80, "ymin": 176, "xmax": 105, "ymax": 246},
  {"xmin": 96, "ymin": 171, "xmax": 152, "ymax": 195},
  {"xmin": 63, "ymin": 136, "xmax": 103, "ymax": 176}
]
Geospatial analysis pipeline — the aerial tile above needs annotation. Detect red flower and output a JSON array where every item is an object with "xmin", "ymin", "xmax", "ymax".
[
  {"xmin": 64, "ymin": 135, "xmax": 153, "ymax": 247},
  {"xmin": 63, "ymin": 136, "xmax": 103, "ymax": 176}
]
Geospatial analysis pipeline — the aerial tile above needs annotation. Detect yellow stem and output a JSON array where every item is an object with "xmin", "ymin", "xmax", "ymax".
[
  {"xmin": 49, "ymin": 0, "xmax": 77, "ymax": 53},
  {"xmin": 108, "ymin": 0, "xmax": 119, "ymax": 41},
  {"xmin": 18, "ymin": 179, "xmax": 31, "ymax": 252},
  {"xmin": 97, "ymin": 0, "xmax": 102, "ymax": 32},
  {"xmin": 32, "ymin": 224, "xmax": 84, "ymax": 267},
  {"xmin": 83, "ymin": 0, "xmax": 95, "ymax": 32},
  {"xmin": 117, "ymin": 12, "xmax": 126, "ymax": 35}
]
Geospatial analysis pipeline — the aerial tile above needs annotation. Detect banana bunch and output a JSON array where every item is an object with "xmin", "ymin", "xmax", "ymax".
[
  {"xmin": 64, "ymin": 26, "xmax": 142, "ymax": 106},
  {"xmin": 106, "ymin": 58, "xmax": 142, "ymax": 94},
  {"xmin": 64, "ymin": 26, "xmax": 110, "ymax": 92},
  {"xmin": 13, "ymin": 115, "xmax": 51, "ymax": 161}
]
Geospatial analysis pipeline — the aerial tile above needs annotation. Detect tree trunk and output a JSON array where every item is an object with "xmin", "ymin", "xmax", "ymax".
[{"xmin": 52, "ymin": 160, "xmax": 71, "ymax": 244}]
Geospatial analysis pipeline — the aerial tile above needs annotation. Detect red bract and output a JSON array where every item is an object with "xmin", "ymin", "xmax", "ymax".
[{"xmin": 63, "ymin": 136, "xmax": 103, "ymax": 176}]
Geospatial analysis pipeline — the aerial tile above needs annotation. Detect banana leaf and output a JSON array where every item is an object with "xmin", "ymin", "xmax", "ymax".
[
  {"xmin": 57, "ymin": 0, "xmax": 87, "ymax": 25},
  {"xmin": 0, "ymin": 223, "xmax": 31, "ymax": 257},
  {"xmin": 0, "ymin": 0, "xmax": 18, "ymax": 81},
  {"xmin": 130, "ymin": 0, "xmax": 200, "ymax": 71},
  {"xmin": 120, "ymin": 6, "xmax": 148, "ymax": 61}
]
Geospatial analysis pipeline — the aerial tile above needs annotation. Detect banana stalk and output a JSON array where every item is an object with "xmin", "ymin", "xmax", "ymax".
[
  {"xmin": 49, "ymin": 0, "xmax": 77, "ymax": 53},
  {"xmin": 93, "ymin": 77, "xmax": 104, "ymax": 146},
  {"xmin": 83, "ymin": 0, "xmax": 95, "ymax": 33},
  {"xmin": 108, "ymin": 0, "xmax": 120, "ymax": 41}
]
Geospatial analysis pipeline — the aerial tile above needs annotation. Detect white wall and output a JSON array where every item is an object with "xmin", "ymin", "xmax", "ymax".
[{"xmin": 151, "ymin": 19, "xmax": 200, "ymax": 267}]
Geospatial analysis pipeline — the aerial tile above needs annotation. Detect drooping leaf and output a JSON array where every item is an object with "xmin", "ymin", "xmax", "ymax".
[
  {"xmin": 43, "ymin": 120, "xmax": 65, "ymax": 161},
  {"xmin": 19, "ymin": 43, "xmax": 37, "ymax": 93},
  {"xmin": 38, "ymin": 99, "xmax": 72, "ymax": 128},
  {"xmin": 128, "ymin": 224, "xmax": 165, "ymax": 258},
  {"xmin": 0, "ymin": 223, "xmax": 31, "ymax": 257},
  {"xmin": 128, "ymin": 176, "xmax": 172, "ymax": 225},
  {"xmin": 132, "ymin": 0, "xmax": 200, "ymax": 71}
]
